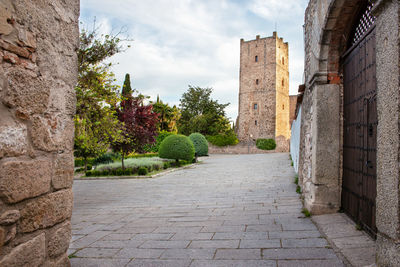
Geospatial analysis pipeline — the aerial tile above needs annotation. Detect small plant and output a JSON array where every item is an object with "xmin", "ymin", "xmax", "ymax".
[
  {"xmin": 302, "ymin": 208, "xmax": 311, "ymax": 217},
  {"xmin": 355, "ymin": 224, "xmax": 363, "ymax": 231},
  {"xmin": 163, "ymin": 162, "xmax": 170, "ymax": 169},
  {"xmin": 85, "ymin": 170, "xmax": 92, "ymax": 176},
  {"xmin": 116, "ymin": 168, "xmax": 124, "ymax": 176},
  {"xmin": 291, "ymin": 161, "xmax": 294, "ymax": 166},
  {"xmin": 296, "ymin": 185, "xmax": 302, "ymax": 194},
  {"xmin": 294, "ymin": 175, "xmax": 299, "ymax": 185},
  {"xmin": 138, "ymin": 166, "xmax": 148, "ymax": 175},
  {"xmin": 159, "ymin": 134, "xmax": 195, "ymax": 163},
  {"xmin": 256, "ymin": 138, "xmax": 277, "ymax": 150}
]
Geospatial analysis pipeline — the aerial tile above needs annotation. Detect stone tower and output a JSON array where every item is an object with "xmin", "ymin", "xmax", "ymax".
[{"xmin": 237, "ymin": 33, "xmax": 290, "ymax": 149}]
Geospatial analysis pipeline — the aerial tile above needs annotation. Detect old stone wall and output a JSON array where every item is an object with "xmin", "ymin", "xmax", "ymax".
[
  {"xmin": 0, "ymin": 0, "xmax": 79, "ymax": 266},
  {"xmin": 237, "ymin": 35, "xmax": 277, "ymax": 141},
  {"xmin": 274, "ymin": 36, "xmax": 290, "ymax": 142},
  {"xmin": 237, "ymin": 33, "xmax": 289, "ymax": 152},
  {"xmin": 289, "ymin": 95, "xmax": 297, "ymax": 126}
]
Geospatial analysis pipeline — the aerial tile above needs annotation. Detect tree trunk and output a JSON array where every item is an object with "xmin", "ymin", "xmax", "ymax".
[
  {"xmin": 84, "ymin": 156, "xmax": 87, "ymax": 172},
  {"xmin": 122, "ymin": 153, "xmax": 125, "ymax": 170}
]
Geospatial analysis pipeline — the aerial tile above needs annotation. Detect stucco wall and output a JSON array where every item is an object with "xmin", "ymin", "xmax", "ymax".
[{"xmin": 0, "ymin": 0, "xmax": 79, "ymax": 266}]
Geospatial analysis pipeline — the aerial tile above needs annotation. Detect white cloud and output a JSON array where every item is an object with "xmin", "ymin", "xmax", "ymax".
[
  {"xmin": 80, "ymin": 0, "xmax": 308, "ymax": 121},
  {"xmin": 248, "ymin": 0, "xmax": 305, "ymax": 22}
]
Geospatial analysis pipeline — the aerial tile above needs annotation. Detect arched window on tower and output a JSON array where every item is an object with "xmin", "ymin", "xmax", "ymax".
[
  {"xmin": 255, "ymin": 55, "xmax": 258, "ymax": 62},
  {"xmin": 282, "ymin": 79, "xmax": 285, "ymax": 86},
  {"xmin": 256, "ymin": 79, "xmax": 259, "ymax": 85},
  {"xmin": 282, "ymin": 57, "xmax": 285, "ymax": 65}
]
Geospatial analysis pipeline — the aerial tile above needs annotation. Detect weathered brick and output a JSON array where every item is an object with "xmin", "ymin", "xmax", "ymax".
[
  {"xmin": 0, "ymin": 159, "xmax": 51, "ymax": 203},
  {"xmin": 0, "ymin": 233, "xmax": 46, "ymax": 267},
  {"xmin": 52, "ymin": 153, "xmax": 74, "ymax": 189},
  {"xmin": 19, "ymin": 189, "xmax": 73, "ymax": 233}
]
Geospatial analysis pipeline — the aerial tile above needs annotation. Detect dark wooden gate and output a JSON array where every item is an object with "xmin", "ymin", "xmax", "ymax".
[{"xmin": 342, "ymin": 23, "xmax": 377, "ymax": 238}]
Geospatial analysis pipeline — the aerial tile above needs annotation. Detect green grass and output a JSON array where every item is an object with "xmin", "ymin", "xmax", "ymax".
[
  {"xmin": 296, "ymin": 185, "xmax": 302, "ymax": 194},
  {"xmin": 96, "ymin": 157, "xmax": 172, "ymax": 171},
  {"xmin": 302, "ymin": 208, "xmax": 311, "ymax": 217},
  {"xmin": 68, "ymin": 253, "xmax": 77, "ymax": 259},
  {"xmin": 294, "ymin": 175, "xmax": 298, "ymax": 185}
]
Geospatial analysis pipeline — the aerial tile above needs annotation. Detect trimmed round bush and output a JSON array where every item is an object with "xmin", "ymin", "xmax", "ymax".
[
  {"xmin": 159, "ymin": 134, "xmax": 195, "ymax": 162},
  {"xmin": 138, "ymin": 167, "xmax": 148, "ymax": 175},
  {"xmin": 189, "ymin": 133, "xmax": 208, "ymax": 157},
  {"xmin": 256, "ymin": 138, "xmax": 277, "ymax": 150}
]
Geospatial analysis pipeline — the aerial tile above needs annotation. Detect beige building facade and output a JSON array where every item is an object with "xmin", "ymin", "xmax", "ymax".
[{"xmin": 237, "ymin": 33, "xmax": 290, "ymax": 149}]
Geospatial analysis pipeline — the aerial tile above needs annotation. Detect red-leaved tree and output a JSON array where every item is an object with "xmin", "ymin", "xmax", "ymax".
[{"xmin": 113, "ymin": 74, "xmax": 159, "ymax": 169}]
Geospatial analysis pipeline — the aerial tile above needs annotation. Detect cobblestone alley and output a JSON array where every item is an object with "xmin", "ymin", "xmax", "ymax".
[{"xmin": 69, "ymin": 153, "xmax": 344, "ymax": 267}]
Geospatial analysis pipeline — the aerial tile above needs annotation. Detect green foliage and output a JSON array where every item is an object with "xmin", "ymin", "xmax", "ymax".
[
  {"xmin": 178, "ymin": 86, "xmax": 231, "ymax": 136},
  {"xmin": 93, "ymin": 152, "xmax": 118, "ymax": 166},
  {"xmin": 206, "ymin": 130, "xmax": 239, "ymax": 147},
  {"xmin": 158, "ymin": 135, "xmax": 195, "ymax": 162},
  {"xmin": 126, "ymin": 153, "xmax": 158, "ymax": 159},
  {"xmin": 151, "ymin": 96, "xmax": 181, "ymax": 132},
  {"xmin": 302, "ymin": 208, "xmax": 311, "ymax": 217},
  {"xmin": 144, "ymin": 131, "xmax": 175, "ymax": 153},
  {"xmin": 296, "ymin": 185, "xmax": 302, "ymax": 194},
  {"xmin": 189, "ymin": 133, "xmax": 208, "ymax": 157},
  {"xmin": 294, "ymin": 175, "xmax": 299, "ymax": 185},
  {"xmin": 74, "ymin": 27, "xmax": 126, "ymax": 163},
  {"xmin": 163, "ymin": 162, "xmax": 170, "ymax": 169},
  {"xmin": 138, "ymin": 167, "xmax": 149, "ymax": 175},
  {"xmin": 355, "ymin": 224, "xmax": 362, "ymax": 231},
  {"xmin": 74, "ymin": 157, "xmax": 95, "ymax": 167},
  {"xmin": 256, "ymin": 139, "xmax": 277, "ymax": 150}
]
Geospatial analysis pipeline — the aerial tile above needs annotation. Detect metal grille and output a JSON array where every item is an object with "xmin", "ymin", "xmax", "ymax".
[{"xmin": 351, "ymin": 1, "xmax": 376, "ymax": 45}]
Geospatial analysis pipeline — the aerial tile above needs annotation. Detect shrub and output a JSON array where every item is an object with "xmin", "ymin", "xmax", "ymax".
[
  {"xmin": 159, "ymin": 135, "xmax": 195, "ymax": 162},
  {"xmin": 116, "ymin": 168, "xmax": 124, "ymax": 176},
  {"xmin": 74, "ymin": 157, "xmax": 95, "ymax": 167},
  {"xmin": 138, "ymin": 167, "xmax": 148, "ymax": 175},
  {"xmin": 144, "ymin": 131, "xmax": 176, "ymax": 152},
  {"xmin": 189, "ymin": 133, "xmax": 208, "ymax": 157},
  {"xmin": 207, "ymin": 131, "xmax": 239, "ymax": 147},
  {"xmin": 93, "ymin": 152, "xmax": 116, "ymax": 166},
  {"xmin": 163, "ymin": 162, "xmax": 170, "ymax": 169},
  {"xmin": 85, "ymin": 170, "xmax": 92, "ymax": 177},
  {"xmin": 126, "ymin": 152, "xmax": 158, "ymax": 159},
  {"xmin": 256, "ymin": 138, "xmax": 277, "ymax": 150},
  {"xmin": 86, "ymin": 164, "xmax": 93, "ymax": 171}
]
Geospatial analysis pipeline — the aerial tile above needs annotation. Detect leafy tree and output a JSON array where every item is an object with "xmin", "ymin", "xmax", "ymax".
[
  {"xmin": 112, "ymin": 74, "xmax": 159, "ymax": 169},
  {"xmin": 151, "ymin": 96, "xmax": 180, "ymax": 132},
  {"xmin": 74, "ymin": 27, "xmax": 127, "ymax": 169},
  {"xmin": 177, "ymin": 86, "xmax": 230, "ymax": 136}
]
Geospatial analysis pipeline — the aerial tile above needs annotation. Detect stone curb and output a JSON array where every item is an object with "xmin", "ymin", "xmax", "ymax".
[{"xmin": 73, "ymin": 163, "xmax": 197, "ymax": 180}]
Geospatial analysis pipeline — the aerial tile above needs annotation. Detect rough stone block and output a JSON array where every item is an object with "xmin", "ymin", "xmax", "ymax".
[
  {"xmin": 31, "ymin": 115, "xmax": 74, "ymax": 152},
  {"xmin": 52, "ymin": 153, "xmax": 74, "ymax": 189},
  {"xmin": 0, "ymin": 159, "xmax": 51, "ymax": 203},
  {"xmin": 48, "ymin": 221, "xmax": 71, "ymax": 258},
  {"xmin": 0, "ymin": 1, "xmax": 14, "ymax": 36},
  {"xmin": 0, "ymin": 233, "xmax": 46, "ymax": 267},
  {"xmin": 2, "ymin": 67, "xmax": 48, "ymax": 114},
  {"xmin": 0, "ymin": 124, "xmax": 28, "ymax": 158},
  {"xmin": 0, "ymin": 210, "xmax": 20, "ymax": 225},
  {"xmin": 19, "ymin": 189, "xmax": 72, "ymax": 233}
]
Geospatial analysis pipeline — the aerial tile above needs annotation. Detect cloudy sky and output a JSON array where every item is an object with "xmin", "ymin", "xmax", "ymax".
[{"xmin": 80, "ymin": 0, "xmax": 309, "ymax": 122}]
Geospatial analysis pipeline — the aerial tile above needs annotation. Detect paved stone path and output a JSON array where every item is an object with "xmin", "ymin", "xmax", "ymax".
[{"xmin": 69, "ymin": 153, "xmax": 344, "ymax": 267}]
